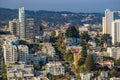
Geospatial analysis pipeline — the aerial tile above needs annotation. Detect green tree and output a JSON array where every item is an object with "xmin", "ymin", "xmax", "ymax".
[
  {"xmin": 101, "ymin": 34, "xmax": 112, "ymax": 47},
  {"xmin": 115, "ymin": 58, "xmax": 120, "ymax": 66},
  {"xmin": 39, "ymin": 24, "xmax": 45, "ymax": 31},
  {"xmin": 80, "ymin": 40, "xmax": 87, "ymax": 57},
  {"xmin": 51, "ymin": 30, "xmax": 56, "ymax": 38},
  {"xmin": 65, "ymin": 49, "xmax": 73, "ymax": 63},
  {"xmin": 65, "ymin": 26, "xmax": 80, "ymax": 38},
  {"xmin": 2, "ymin": 64, "xmax": 7, "ymax": 80},
  {"xmin": 78, "ymin": 57, "xmax": 86, "ymax": 66},
  {"xmin": 85, "ymin": 54, "xmax": 95, "ymax": 72},
  {"xmin": 80, "ymin": 32, "xmax": 91, "ymax": 42}
]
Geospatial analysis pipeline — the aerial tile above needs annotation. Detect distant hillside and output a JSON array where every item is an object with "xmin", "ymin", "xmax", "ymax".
[{"xmin": 0, "ymin": 8, "xmax": 104, "ymax": 26}]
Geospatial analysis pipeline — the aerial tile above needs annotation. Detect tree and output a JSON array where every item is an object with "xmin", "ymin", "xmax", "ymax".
[
  {"xmin": 2, "ymin": 64, "xmax": 7, "ymax": 80},
  {"xmin": 101, "ymin": 34, "xmax": 112, "ymax": 47},
  {"xmin": 51, "ymin": 30, "xmax": 56, "ymax": 38},
  {"xmin": 39, "ymin": 24, "xmax": 45, "ymax": 31},
  {"xmin": 65, "ymin": 49, "xmax": 73, "ymax": 63},
  {"xmin": 115, "ymin": 58, "xmax": 120, "ymax": 66},
  {"xmin": 80, "ymin": 32, "xmax": 91, "ymax": 42},
  {"xmin": 78, "ymin": 57, "xmax": 86, "ymax": 66},
  {"xmin": 85, "ymin": 54, "xmax": 95, "ymax": 72},
  {"xmin": 50, "ymin": 30, "xmax": 58, "ymax": 43},
  {"xmin": 80, "ymin": 40, "xmax": 87, "ymax": 57},
  {"xmin": 65, "ymin": 26, "xmax": 80, "ymax": 38}
]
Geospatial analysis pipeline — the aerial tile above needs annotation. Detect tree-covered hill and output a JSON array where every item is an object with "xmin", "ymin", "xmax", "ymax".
[{"xmin": 0, "ymin": 8, "xmax": 104, "ymax": 26}]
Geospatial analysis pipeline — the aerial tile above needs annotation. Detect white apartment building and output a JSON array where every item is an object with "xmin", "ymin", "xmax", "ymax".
[
  {"xmin": 19, "ymin": 7, "xmax": 25, "ymax": 39},
  {"xmin": 3, "ymin": 44, "xmax": 18, "ymax": 65},
  {"xmin": 111, "ymin": 19, "xmax": 120, "ymax": 44},
  {"xmin": 46, "ymin": 61, "xmax": 65, "ymax": 75},
  {"xmin": 3, "ymin": 36, "xmax": 18, "ymax": 65},
  {"xmin": 80, "ymin": 73, "xmax": 94, "ymax": 80},
  {"xmin": 102, "ymin": 9, "xmax": 120, "ymax": 36},
  {"xmin": 107, "ymin": 47, "xmax": 120, "ymax": 59},
  {"xmin": 7, "ymin": 63, "xmax": 34, "ymax": 80},
  {"xmin": 102, "ymin": 9, "xmax": 114, "ymax": 34},
  {"xmin": 41, "ymin": 43, "xmax": 55, "ymax": 57},
  {"xmin": 18, "ymin": 45, "xmax": 29, "ymax": 63}
]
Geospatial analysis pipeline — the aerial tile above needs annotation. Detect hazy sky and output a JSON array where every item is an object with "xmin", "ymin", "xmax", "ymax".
[{"xmin": 0, "ymin": 0, "xmax": 120, "ymax": 12}]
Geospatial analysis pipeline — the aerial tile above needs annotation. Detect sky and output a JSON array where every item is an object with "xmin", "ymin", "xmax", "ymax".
[{"xmin": 0, "ymin": 0, "xmax": 120, "ymax": 13}]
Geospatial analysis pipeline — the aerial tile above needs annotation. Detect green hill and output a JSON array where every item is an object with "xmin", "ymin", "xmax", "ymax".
[{"xmin": 0, "ymin": 8, "xmax": 104, "ymax": 26}]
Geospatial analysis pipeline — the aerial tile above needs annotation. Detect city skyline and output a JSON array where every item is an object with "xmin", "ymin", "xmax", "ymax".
[{"xmin": 0, "ymin": 0, "xmax": 120, "ymax": 13}]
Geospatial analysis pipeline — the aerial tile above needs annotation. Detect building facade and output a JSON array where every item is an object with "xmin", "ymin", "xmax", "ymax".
[
  {"xmin": 41, "ymin": 43, "xmax": 55, "ymax": 57},
  {"xmin": 107, "ymin": 47, "xmax": 120, "ymax": 60},
  {"xmin": 111, "ymin": 19, "xmax": 120, "ymax": 43},
  {"xmin": 80, "ymin": 73, "xmax": 94, "ymax": 80},
  {"xmin": 26, "ymin": 18, "xmax": 35, "ymax": 42},
  {"xmin": 3, "ymin": 43, "xmax": 18, "ymax": 65},
  {"xmin": 19, "ymin": 7, "xmax": 25, "ymax": 39},
  {"xmin": 102, "ymin": 9, "xmax": 114, "ymax": 34},
  {"xmin": 102, "ymin": 9, "xmax": 120, "ymax": 35},
  {"xmin": 9, "ymin": 19, "xmax": 20, "ymax": 37},
  {"xmin": 46, "ymin": 61, "xmax": 65, "ymax": 75},
  {"xmin": 18, "ymin": 45, "xmax": 29, "ymax": 63},
  {"xmin": 7, "ymin": 63, "xmax": 34, "ymax": 80}
]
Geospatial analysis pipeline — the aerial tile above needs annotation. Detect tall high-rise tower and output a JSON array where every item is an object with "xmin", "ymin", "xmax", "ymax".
[
  {"xmin": 111, "ymin": 19, "xmax": 120, "ymax": 44},
  {"xmin": 102, "ymin": 9, "xmax": 120, "ymax": 35},
  {"xmin": 102, "ymin": 9, "xmax": 114, "ymax": 34},
  {"xmin": 19, "ymin": 7, "xmax": 25, "ymax": 39}
]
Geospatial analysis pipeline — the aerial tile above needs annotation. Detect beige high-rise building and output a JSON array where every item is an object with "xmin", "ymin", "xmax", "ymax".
[
  {"xmin": 111, "ymin": 19, "xmax": 120, "ymax": 44},
  {"xmin": 102, "ymin": 9, "xmax": 120, "ymax": 35},
  {"xmin": 102, "ymin": 9, "xmax": 114, "ymax": 34},
  {"xmin": 3, "ymin": 44, "xmax": 18, "ymax": 65},
  {"xmin": 102, "ymin": 17, "xmax": 106, "ymax": 34},
  {"xmin": 9, "ymin": 19, "xmax": 20, "ymax": 37}
]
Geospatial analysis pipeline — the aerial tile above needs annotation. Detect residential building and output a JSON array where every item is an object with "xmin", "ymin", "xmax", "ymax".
[
  {"xmin": 102, "ymin": 9, "xmax": 114, "ymax": 34},
  {"xmin": 100, "ymin": 71, "xmax": 108, "ymax": 78},
  {"xmin": 90, "ymin": 53, "xmax": 103, "ymax": 62},
  {"xmin": 80, "ymin": 73, "xmax": 94, "ymax": 80},
  {"xmin": 102, "ymin": 9, "xmax": 120, "ymax": 35},
  {"xmin": 102, "ymin": 17, "xmax": 107, "ymax": 34},
  {"xmin": 41, "ymin": 43, "xmax": 55, "ymax": 57},
  {"xmin": 98, "ymin": 71, "xmax": 108, "ymax": 80},
  {"xmin": 3, "ymin": 36, "xmax": 18, "ymax": 65},
  {"xmin": 110, "ymin": 77, "xmax": 120, "ymax": 80},
  {"xmin": 46, "ymin": 61, "xmax": 65, "ymax": 75},
  {"xmin": 65, "ymin": 37, "xmax": 80, "ymax": 47},
  {"xmin": 26, "ymin": 18, "xmax": 35, "ymax": 42},
  {"xmin": 19, "ymin": 7, "xmax": 25, "ymax": 39},
  {"xmin": 111, "ymin": 19, "xmax": 120, "ymax": 43},
  {"xmin": 29, "ymin": 77, "xmax": 49, "ymax": 80},
  {"xmin": 88, "ymin": 40, "xmax": 96, "ymax": 48},
  {"xmin": 79, "ymin": 27, "xmax": 89, "ymax": 33},
  {"xmin": 33, "ymin": 55, "xmax": 47, "ymax": 65},
  {"xmin": 9, "ymin": 19, "xmax": 19, "ymax": 37},
  {"xmin": 3, "ymin": 43, "xmax": 18, "ymax": 65},
  {"xmin": 18, "ymin": 45, "xmax": 29, "ymax": 63},
  {"xmin": 107, "ymin": 47, "xmax": 120, "ymax": 59},
  {"xmin": 42, "ymin": 29, "xmax": 52, "ymax": 42},
  {"xmin": 97, "ymin": 60, "xmax": 114, "ymax": 68},
  {"xmin": 7, "ymin": 63, "xmax": 34, "ymax": 80}
]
